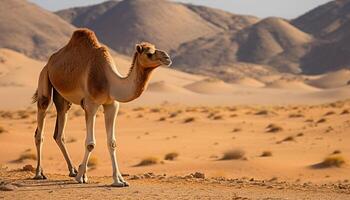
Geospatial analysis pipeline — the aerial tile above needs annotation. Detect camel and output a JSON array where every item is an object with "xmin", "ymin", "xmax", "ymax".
[{"xmin": 32, "ymin": 28, "xmax": 172, "ymax": 187}]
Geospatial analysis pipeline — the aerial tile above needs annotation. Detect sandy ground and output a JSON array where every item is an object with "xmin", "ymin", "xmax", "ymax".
[
  {"xmin": 1, "ymin": 167, "xmax": 350, "ymax": 200},
  {"xmin": 1, "ymin": 101, "xmax": 350, "ymax": 199}
]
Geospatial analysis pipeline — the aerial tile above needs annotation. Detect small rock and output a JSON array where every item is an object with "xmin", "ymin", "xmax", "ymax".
[
  {"xmin": 192, "ymin": 172, "xmax": 205, "ymax": 179},
  {"xmin": 0, "ymin": 184, "xmax": 17, "ymax": 191},
  {"xmin": 129, "ymin": 175, "xmax": 141, "ymax": 180},
  {"xmin": 22, "ymin": 164, "xmax": 35, "ymax": 172}
]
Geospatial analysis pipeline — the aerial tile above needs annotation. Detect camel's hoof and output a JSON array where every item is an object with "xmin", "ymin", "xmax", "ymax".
[
  {"xmin": 69, "ymin": 168, "xmax": 78, "ymax": 177},
  {"xmin": 111, "ymin": 181, "xmax": 127, "ymax": 187},
  {"xmin": 75, "ymin": 174, "xmax": 88, "ymax": 184},
  {"xmin": 33, "ymin": 172, "xmax": 47, "ymax": 180},
  {"xmin": 123, "ymin": 181, "xmax": 130, "ymax": 187}
]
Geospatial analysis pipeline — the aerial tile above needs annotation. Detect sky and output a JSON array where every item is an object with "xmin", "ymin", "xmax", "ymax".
[{"xmin": 29, "ymin": 0, "xmax": 332, "ymax": 19}]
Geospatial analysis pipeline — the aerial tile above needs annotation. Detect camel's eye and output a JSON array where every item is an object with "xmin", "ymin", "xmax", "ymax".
[{"xmin": 146, "ymin": 53, "xmax": 153, "ymax": 58}]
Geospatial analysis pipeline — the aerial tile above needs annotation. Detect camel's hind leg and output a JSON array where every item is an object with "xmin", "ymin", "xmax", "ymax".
[
  {"xmin": 52, "ymin": 89, "xmax": 77, "ymax": 177},
  {"xmin": 34, "ymin": 67, "xmax": 52, "ymax": 180}
]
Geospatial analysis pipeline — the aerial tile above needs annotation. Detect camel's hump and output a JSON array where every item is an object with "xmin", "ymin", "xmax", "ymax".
[{"xmin": 68, "ymin": 28, "xmax": 101, "ymax": 48}]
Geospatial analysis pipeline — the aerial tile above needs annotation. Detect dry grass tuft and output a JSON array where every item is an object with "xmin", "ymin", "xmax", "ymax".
[
  {"xmin": 220, "ymin": 149, "xmax": 245, "ymax": 160},
  {"xmin": 332, "ymin": 150, "xmax": 341, "ymax": 155},
  {"xmin": 317, "ymin": 118, "xmax": 327, "ymax": 124},
  {"xmin": 0, "ymin": 126, "xmax": 6, "ymax": 134},
  {"xmin": 313, "ymin": 155, "xmax": 346, "ymax": 168},
  {"xmin": 135, "ymin": 157, "xmax": 158, "ymax": 167},
  {"xmin": 255, "ymin": 110, "xmax": 269, "ymax": 115},
  {"xmin": 183, "ymin": 117, "xmax": 195, "ymax": 123},
  {"xmin": 159, "ymin": 117, "xmax": 166, "ymax": 121},
  {"xmin": 289, "ymin": 113, "xmax": 304, "ymax": 118},
  {"xmin": 87, "ymin": 156, "xmax": 98, "ymax": 170},
  {"xmin": 282, "ymin": 136, "xmax": 295, "ymax": 142},
  {"xmin": 213, "ymin": 115, "xmax": 223, "ymax": 120},
  {"xmin": 164, "ymin": 152, "xmax": 179, "ymax": 161},
  {"xmin": 66, "ymin": 137, "xmax": 77, "ymax": 143},
  {"xmin": 260, "ymin": 151, "xmax": 272, "ymax": 157},
  {"xmin": 266, "ymin": 124, "xmax": 283, "ymax": 133},
  {"xmin": 16, "ymin": 152, "xmax": 37, "ymax": 162},
  {"xmin": 324, "ymin": 111, "xmax": 335, "ymax": 116},
  {"xmin": 341, "ymin": 109, "xmax": 349, "ymax": 115}
]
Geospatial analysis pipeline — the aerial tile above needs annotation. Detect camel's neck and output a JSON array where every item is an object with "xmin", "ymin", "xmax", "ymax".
[{"xmin": 106, "ymin": 53, "xmax": 154, "ymax": 103}]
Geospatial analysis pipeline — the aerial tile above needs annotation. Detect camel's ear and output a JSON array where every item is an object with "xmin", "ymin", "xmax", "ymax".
[{"xmin": 136, "ymin": 44, "xmax": 143, "ymax": 54}]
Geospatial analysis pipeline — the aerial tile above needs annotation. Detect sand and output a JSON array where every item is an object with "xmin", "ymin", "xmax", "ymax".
[{"xmin": 1, "ymin": 50, "xmax": 350, "ymax": 199}]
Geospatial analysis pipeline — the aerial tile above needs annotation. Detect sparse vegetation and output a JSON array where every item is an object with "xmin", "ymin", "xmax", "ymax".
[
  {"xmin": 289, "ymin": 113, "xmax": 304, "ymax": 118},
  {"xmin": 0, "ymin": 126, "xmax": 6, "ymax": 134},
  {"xmin": 220, "ymin": 149, "xmax": 245, "ymax": 160},
  {"xmin": 213, "ymin": 115, "xmax": 223, "ymax": 120},
  {"xmin": 16, "ymin": 152, "xmax": 36, "ymax": 162},
  {"xmin": 324, "ymin": 111, "xmax": 335, "ymax": 116},
  {"xmin": 317, "ymin": 118, "xmax": 327, "ymax": 124},
  {"xmin": 266, "ymin": 124, "xmax": 283, "ymax": 133},
  {"xmin": 232, "ymin": 128, "xmax": 241, "ymax": 132},
  {"xmin": 164, "ymin": 152, "xmax": 179, "ymax": 161},
  {"xmin": 296, "ymin": 132, "xmax": 304, "ymax": 137},
  {"xmin": 135, "ymin": 157, "xmax": 158, "ymax": 166},
  {"xmin": 159, "ymin": 117, "xmax": 166, "ymax": 121},
  {"xmin": 87, "ymin": 156, "xmax": 98, "ymax": 170},
  {"xmin": 66, "ymin": 137, "xmax": 77, "ymax": 143},
  {"xmin": 183, "ymin": 117, "xmax": 195, "ymax": 123},
  {"xmin": 313, "ymin": 155, "xmax": 346, "ymax": 168},
  {"xmin": 341, "ymin": 109, "xmax": 349, "ymax": 115},
  {"xmin": 282, "ymin": 136, "xmax": 295, "ymax": 142},
  {"xmin": 255, "ymin": 110, "xmax": 268, "ymax": 115},
  {"xmin": 332, "ymin": 150, "xmax": 341, "ymax": 155},
  {"xmin": 260, "ymin": 151, "xmax": 272, "ymax": 157}
]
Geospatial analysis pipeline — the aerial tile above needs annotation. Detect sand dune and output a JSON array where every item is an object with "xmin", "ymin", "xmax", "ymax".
[
  {"xmin": 147, "ymin": 81, "xmax": 192, "ymax": 94},
  {"xmin": 231, "ymin": 77, "xmax": 265, "ymax": 88},
  {"xmin": 307, "ymin": 69, "xmax": 350, "ymax": 89},
  {"xmin": 265, "ymin": 79, "xmax": 320, "ymax": 91},
  {"xmin": 184, "ymin": 78, "xmax": 235, "ymax": 94}
]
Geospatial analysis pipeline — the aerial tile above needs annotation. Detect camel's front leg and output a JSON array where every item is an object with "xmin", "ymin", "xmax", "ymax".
[
  {"xmin": 103, "ymin": 102, "xmax": 129, "ymax": 187},
  {"xmin": 75, "ymin": 100, "xmax": 99, "ymax": 184}
]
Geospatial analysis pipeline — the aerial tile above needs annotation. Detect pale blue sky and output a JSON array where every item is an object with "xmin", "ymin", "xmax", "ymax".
[{"xmin": 29, "ymin": 0, "xmax": 332, "ymax": 19}]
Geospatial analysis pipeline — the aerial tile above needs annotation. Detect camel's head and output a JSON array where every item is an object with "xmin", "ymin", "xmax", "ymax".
[{"xmin": 135, "ymin": 42, "xmax": 172, "ymax": 68}]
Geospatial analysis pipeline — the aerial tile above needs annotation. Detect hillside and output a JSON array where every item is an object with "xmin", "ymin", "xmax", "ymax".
[
  {"xmin": 55, "ymin": 0, "xmax": 260, "ymax": 56},
  {"xmin": 0, "ymin": 0, "xmax": 75, "ymax": 60}
]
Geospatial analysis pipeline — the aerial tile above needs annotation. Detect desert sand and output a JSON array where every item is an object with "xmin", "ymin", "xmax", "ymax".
[{"xmin": 1, "ymin": 48, "xmax": 350, "ymax": 199}]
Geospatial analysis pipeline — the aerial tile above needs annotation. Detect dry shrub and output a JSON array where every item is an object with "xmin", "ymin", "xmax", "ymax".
[
  {"xmin": 164, "ymin": 152, "xmax": 179, "ymax": 161},
  {"xmin": 341, "ymin": 109, "xmax": 349, "ymax": 115},
  {"xmin": 87, "ymin": 156, "xmax": 98, "ymax": 170},
  {"xmin": 332, "ymin": 150, "xmax": 341, "ymax": 155},
  {"xmin": 317, "ymin": 118, "xmax": 327, "ymax": 124},
  {"xmin": 266, "ymin": 124, "xmax": 283, "ymax": 133},
  {"xmin": 220, "ymin": 149, "xmax": 245, "ymax": 160},
  {"xmin": 213, "ymin": 115, "xmax": 223, "ymax": 120},
  {"xmin": 282, "ymin": 136, "xmax": 295, "ymax": 142},
  {"xmin": 232, "ymin": 128, "xmax": 241, "ymax": 132},
  {"xmin": 260, "ymin": 151, "xmax": 272, "ymax": 157},
  {"xmin": 324, "ymin": 111, "xmax": 335, "ymax": 116},
  {"xmin": 296, "ymin": 132, "xmax": 304, "ymax": 137},
  {"xmin": 66, "ymin": 137, "xmax": 77, "ymax": 143},
  {"xmin": 133, "ymin": 107, "xmax": 145, "ymax": 111},
  {"xmin": 150, "ymin": 108, "xmax": 161, "ymax": 113},
  {"xmin": 313, "ymin": 155, "xmax": 346, "ymax": 168},
  {"xmin": 16, "ymin": 152, "xmax": 36, "ymax": 162},
  {"xmin": 135, "ymin": 157, "xmax": 158, "ymax": 167},
  {"xmin": 159, "ymin": 117, "xmax": 166, "ymax": 121},
  {"xmin": 169, "ymin": 112, "xmax": 178, "ymax": 118},
  {"xmin": 0, "ymin": 126, "xmax": 6, "ymax": 134},
  {"xmin": 255, "ymin": 110, "xmax": 268, "ymax": 115},
  {"xmin": 289, "ymin": 113, "xmax": 304, "ymax": 118},
  {"xmin": 183, "ymin": 117, "xmax": 195, "ymax": 123}
]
